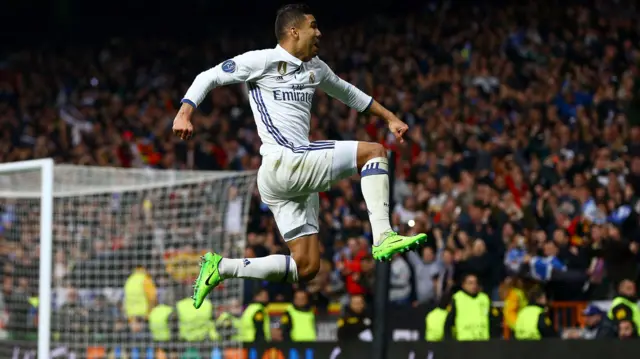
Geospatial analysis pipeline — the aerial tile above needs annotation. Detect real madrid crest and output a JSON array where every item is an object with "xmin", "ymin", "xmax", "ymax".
[
  {"xmin": 309, "ymin": 71, "xmax": 315, "ymax": 84},
  {"xmin": 277, "ymin": 61, "xmax": 287, "ymax": 75}
]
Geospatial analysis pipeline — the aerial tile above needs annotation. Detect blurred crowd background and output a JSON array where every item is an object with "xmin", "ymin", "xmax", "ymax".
[{"xmin": 2, "ymin": 0, "xmax": 640, "ymax": 349}]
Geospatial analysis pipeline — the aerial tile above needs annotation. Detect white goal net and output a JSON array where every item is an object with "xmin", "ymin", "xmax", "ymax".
[{"xmin": 0, "ymin": 160, "xmax": 256, "ymax": 359}]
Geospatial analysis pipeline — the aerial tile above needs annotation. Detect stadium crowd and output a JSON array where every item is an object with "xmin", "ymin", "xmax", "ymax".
[{"xmin": 2, "ymin": 0, "xmax": 640, "ymax": 345}]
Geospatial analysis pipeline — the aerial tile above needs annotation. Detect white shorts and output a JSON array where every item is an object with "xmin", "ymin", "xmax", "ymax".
[{"xmin": 257, "ymin": 140, "xmax": 358, "ymax": 241}]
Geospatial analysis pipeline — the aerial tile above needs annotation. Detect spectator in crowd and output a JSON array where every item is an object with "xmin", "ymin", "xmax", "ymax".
[
  {"xmin": 500, "ymin": 276, "xmax": 529, "ymax": 335},
  {"xmin": 225, "ymin": 186, "xmax": 244, "ymax": 237},
  {"xmin": 215, "ymin": 298, "xmax": 243, "ymax": 342},
  {"xmin": 337, "ymin": 294, "xmax": 372, "ymax": 341},
  {"xmin": 240, "ymin": 288, "xmax": 271, "ymax": 343},
  {"xmin": 618, "ymin": 320, "xmax": 638, "ymax": 340},
  {"xmin": 514, "ymin": 288, "xmax": 557, "ymax": 340},
  {"xmin": 434, "ymin": 247, "xmax": 455, "ymax": 302},
  {"xmin": 389, "ymin": 254, "xmax": 412, "ymax": 306},
  {"xmin": 336, "ymin": 237, "xmax": 375, "ymax": 299},
  {"xmin": 599, "ymin": 227, "xmax": 639, "ymax": 289},
  {"xmin": 123, "ymin": 266, "xmax": 157, "ymax": 321},
  {"xmin": 425, "ymin": 293, "xmax": 451, "ymax": 342},
  {"xmin": 444, "ymin": 273, "xmax": 501, "ymax": 340},
  {"xmin": 406, "ymin": 246, "xmax": 442, "ymax": 306},
  {"xmin": 90, "ymin": 294, "xmax": 119, "ymax": 342},
  {"xmin": 53, "ymin": 288, "xmax": 88, "ymax": 342},
  {"xmin": 5, "ymin": 276, "xmax": 32, "ymax": 340},
  {"xmin": 565, "ymin": 305, "xmax": 617, "ymax": 339},
  {"xmin": 53, "ymin": 249, "xmax": 71, "ymax": 287},
  {"xmin": 457, "ymin": 238, "xmax": 494, "ymax": 297},
  {"xmin": 608, "ymin": 279, "xmax": 639, "ymax": 334},
  {"xmin": 279, "ymin": 289, "xmax": 317, "ymax": 342}
]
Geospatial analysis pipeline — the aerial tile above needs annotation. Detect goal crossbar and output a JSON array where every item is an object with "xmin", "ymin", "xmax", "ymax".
[{"xmin": 0, "ymin": 163, "xmax": 255, "ymax": 198}]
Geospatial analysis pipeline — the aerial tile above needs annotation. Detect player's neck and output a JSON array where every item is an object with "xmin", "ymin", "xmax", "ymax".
[{"xmin": 278, "ymin": 41, "xmax": 308, "ymax": 62}]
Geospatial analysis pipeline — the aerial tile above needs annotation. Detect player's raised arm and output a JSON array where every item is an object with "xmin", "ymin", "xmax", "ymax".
[
  {"xmin": 182, "ymin": 51, "xmax": 267, "ymax": 108},
  {"xmin": 317, "ymin": 59, "xmax": 373, "ymax": 113},
  {"xmin": 317, "ymin": 60, "xmax": 408, "ymax": 143},
  {"xmin": 173, "ymin": 51, "xmax": 267, "ymax": 140}
]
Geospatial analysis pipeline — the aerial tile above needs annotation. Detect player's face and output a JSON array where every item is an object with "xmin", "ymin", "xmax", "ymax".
[{"xmin": 300, "ymin": 14, "xmax": 321, "ymax": 58}]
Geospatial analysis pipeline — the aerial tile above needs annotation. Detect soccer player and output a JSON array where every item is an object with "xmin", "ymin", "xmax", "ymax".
[{"xmin": 173, "ymin": 4, "xmax": 427, "ymax": 309}]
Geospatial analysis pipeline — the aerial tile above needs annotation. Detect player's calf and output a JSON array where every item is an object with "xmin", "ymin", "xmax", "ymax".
[
  {"xmin": 290, "ymin": 250, "xmax": 320, "ymax": 282},
  {"xmin": 354, "ymin": 141, "xmax": 428, "ymax": 260},
  {"xmin": 287, "ymin": 234, "xmax": 321, "ymax": 282},
  {"xmin": 356, "ymin": 141, "xmax": 392, "ymax": 245},
  {"xmin": 192, "ymin": 250, "xmax": 301, "ymax": 308},
  {"xmin": 194, "ymin": 233, "xmax": 321, "ymax": 307}
]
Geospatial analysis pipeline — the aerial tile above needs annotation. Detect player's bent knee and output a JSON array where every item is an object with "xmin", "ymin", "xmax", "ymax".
[
  {"xmin": 291, "ymin": 252, "xmax": 320, "ymax": 282},
  {"xmin": 357, "ymin": 142, "xmax": 387, "ymax": 168},
  {"xmin": 370, "ymin": 142, "xmax": 387, "ymax": 158}
]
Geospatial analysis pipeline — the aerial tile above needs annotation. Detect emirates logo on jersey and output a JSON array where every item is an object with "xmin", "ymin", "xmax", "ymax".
[
  {"xmin": 309, "ymin": 71, "xmax": 316, "ymax": 84},
  {"xmin": 277, "ymin": 61, "xmax": 287, "ymax": 75}
]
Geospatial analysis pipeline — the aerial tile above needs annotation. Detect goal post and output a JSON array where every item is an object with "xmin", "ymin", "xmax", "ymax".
[
  {"xmin": 0, "ymin": 159, "xmax": 256, "ymax": 359},
  {"xmin": 0, "ymin": 158, "xmax": 54, "ymax": 359}
]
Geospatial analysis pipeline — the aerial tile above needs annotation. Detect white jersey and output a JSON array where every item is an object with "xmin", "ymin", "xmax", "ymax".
[{"xmin": 182, "ymin": 45, "xmax": 373, "ymax": 155}]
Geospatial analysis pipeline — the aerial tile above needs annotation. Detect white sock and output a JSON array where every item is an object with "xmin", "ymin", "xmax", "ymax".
[
  {"xmin": 218, "ymin": 255, "xmax": 299, "ymax": 283},
  {"xmin": 360, "ymin": 157, "xmax": 392, "ymax": 245}
]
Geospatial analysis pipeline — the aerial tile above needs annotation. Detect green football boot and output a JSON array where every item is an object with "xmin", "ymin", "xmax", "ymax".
[
  {"xmin": 372, "ymin": 231, "xmax": 428, "ymax": 261},
  {"xmin": 192, "ymin": 252, "xmax": 224, "ymax": 309}
]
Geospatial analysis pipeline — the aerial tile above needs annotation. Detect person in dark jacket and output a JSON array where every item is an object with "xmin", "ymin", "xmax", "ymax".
[
  {"xmin": 580, "ymin": 305, "xmax": 617, "ymax": 339},
  {"xmin": 337, "ymin": 294, "xmax": 372, "ymax": 341}
]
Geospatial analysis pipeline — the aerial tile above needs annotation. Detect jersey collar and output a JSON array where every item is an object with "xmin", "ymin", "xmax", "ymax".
[{"xmin": 275, "ymin": 44, "xmax": 303, "ymax": 66}]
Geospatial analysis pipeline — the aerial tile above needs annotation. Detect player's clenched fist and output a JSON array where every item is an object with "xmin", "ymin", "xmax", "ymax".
[
  {"xmin": 172, "ymin": 114, "xmax": 193, "ymax": 140},
  {"xmin": 388, "ymin": 117, "xmax": 409, "ymax": 144}
]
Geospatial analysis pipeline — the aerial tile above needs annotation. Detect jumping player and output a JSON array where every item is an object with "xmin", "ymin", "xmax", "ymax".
[{"xmin": 172, "ymin": 4, "xmax": 427, "ymax": 309}]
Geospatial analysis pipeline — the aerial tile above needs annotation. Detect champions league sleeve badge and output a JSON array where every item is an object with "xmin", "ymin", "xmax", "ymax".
[{"xmin": 222, "ymin": 59, "xmax": 237, "ymax": 73}]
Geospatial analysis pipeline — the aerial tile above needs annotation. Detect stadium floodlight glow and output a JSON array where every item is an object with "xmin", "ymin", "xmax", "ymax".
[{"xmin": 0, "ymin": 159, "xmax": 255, "ymax": 358}]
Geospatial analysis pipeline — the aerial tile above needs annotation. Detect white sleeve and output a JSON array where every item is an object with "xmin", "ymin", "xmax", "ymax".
[
  {"xmin": 317, "ymin": 59, "xmax": 373, "ymax": 112},
  {"xmin": 181, "ymin": 50, "xmax": 268, "ymax": 108}
]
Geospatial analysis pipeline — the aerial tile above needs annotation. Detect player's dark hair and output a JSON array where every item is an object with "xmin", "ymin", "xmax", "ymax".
[{"xmin": 275, "ymin": 3, "xmax": 312, "ymax": 41}]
